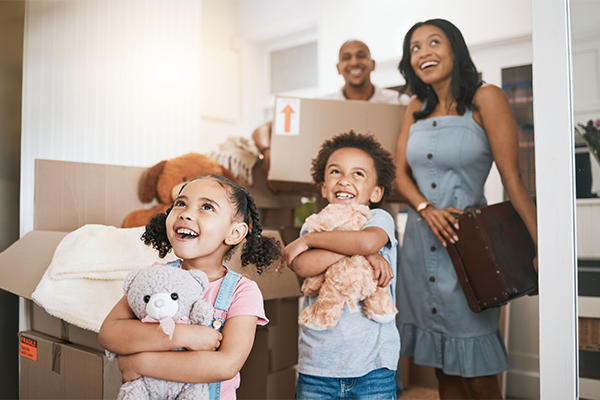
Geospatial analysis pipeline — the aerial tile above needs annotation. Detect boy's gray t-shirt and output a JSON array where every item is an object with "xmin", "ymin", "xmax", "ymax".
[{"xmin": 296, "ymin": 208, "xmax": 401, "ymax": 377}]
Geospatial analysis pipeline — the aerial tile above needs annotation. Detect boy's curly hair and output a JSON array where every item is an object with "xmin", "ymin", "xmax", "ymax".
[
  {"xmin": 311, "ymin": 131, "xmax": 396, "ymax": 198},
  {"xmin": 141, "ymin": 174, "xmax": 281, "ymax": 274}
]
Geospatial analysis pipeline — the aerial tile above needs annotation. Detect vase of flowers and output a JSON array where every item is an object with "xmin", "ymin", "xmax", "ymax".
[{"xmin": 576, "ymin": 119, "xmax": 600, "ymax": 168}]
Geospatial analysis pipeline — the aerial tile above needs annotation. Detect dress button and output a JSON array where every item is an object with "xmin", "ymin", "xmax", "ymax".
[
  {"xmin": 427, "ymin": 153, "xmax": 433, "ymax": 159},
  {"xmin": 431, "ymin": 182, "xmax": 437, "ymax": 188},
  {"xmin": 433, "ymin": 121, "xmax": 437, "ymax": 127},
  {"xmin": 429, "ymin": 276, "xmax": 435, "ymax": 282},
  {"xmin": 430, "ymin": 246, "xmax": 436, "ymax": 252},
  {"xmin": 432, "ymin": 308, "xmax": 437, "ymax": 314}
]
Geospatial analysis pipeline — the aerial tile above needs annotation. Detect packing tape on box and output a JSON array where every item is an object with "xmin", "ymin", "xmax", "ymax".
[
  {"xmin": 52, "ymin": 342, "xmax": 61, "ymax": 374},
  {"xmin": 60, "ymin": 320, "xmax": 69, "ymax": 341}
]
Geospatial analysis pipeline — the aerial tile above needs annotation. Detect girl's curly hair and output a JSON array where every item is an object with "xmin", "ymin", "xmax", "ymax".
[
  {"xmin": 311, "ymin": 131, "xmax": 396, "ymax": 199},
  {"xmin": 141, "ymin": 174, "xmax": 281, "ymax": 274}
]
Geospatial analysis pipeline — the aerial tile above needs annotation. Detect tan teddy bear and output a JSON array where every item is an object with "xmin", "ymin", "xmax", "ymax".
[
  {"xmin": 122, "ymin": 153, "xmax": 237, "ymax": 228},
  {"xmin": 298, "ymin": 203, "xmax": 398, "ymax": 330}
]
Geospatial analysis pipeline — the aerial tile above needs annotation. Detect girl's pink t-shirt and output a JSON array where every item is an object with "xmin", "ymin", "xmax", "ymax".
[{"xmin": 203, "ymin": 268, "xmax": 268, "ymax": 399}]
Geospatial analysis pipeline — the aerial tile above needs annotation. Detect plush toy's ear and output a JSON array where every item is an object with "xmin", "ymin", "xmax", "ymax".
[
  {"xmin": 141, "ymin": 160, "xmax": 167, "ymax": 203},
  {"xmin": 188, "ymin": 269, "xmax": 210, "ymax": 292},
  {"xmin": 356, "ymin": 204, "xmax": 372, "ymax": 220},
  {"xmin": 122, "ymin": 269, "xmax": 144, "ymax": 295}
]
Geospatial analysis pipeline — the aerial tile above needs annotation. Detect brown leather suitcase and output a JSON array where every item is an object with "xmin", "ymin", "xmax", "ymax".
[{"xmin": 447, "ymin": 201, "xmax": 538, "ymax": 313}]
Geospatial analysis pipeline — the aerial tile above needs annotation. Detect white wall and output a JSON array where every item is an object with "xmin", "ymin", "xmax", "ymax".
[
  {"xmin": 199, "ymin": 0, "xmax": 270, "ymax": 153},
  {"xmin": 235, "ymin": 0, "xmax": 532, "ymax": 93},
  {"xmin": 20, "ymin": 0, "xmax": 203, "ymax": 235}
]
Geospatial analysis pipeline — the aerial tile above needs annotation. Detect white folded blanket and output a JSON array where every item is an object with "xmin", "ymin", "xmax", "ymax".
[{"xmin": 32, "ymin": 224, "xmax": 175, "ymax": 332}]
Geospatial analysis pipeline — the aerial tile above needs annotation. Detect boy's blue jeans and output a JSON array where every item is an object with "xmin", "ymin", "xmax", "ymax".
[{"xmin": 295, "ymin": 368, "xmax": 397, "ymax": 399}]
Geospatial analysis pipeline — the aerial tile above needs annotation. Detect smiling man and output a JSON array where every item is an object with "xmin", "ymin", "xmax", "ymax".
[
  {"xmin": 252, "ymin": 40, "xmax": 409, "ymax": 192},
  {"xmin": 322, "ymin": 40, "xmax": 403, "ymax": 103}
]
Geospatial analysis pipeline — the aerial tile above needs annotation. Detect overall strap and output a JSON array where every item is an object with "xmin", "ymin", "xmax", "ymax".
[
  {"xmin": 166, "ymin": 259, "xmax": 182, "ymax": 268},
  {"xmin": 210, "ymin": 269, "xmax": 242, "ymax": 330},
  {"xmin": 208, "ymin": 269, "xmax": 242, "ymax": 400}
]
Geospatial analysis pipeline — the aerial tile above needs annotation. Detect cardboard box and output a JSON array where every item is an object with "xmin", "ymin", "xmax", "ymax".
[
  {"xmin": 30, "ymin": 303, "xmax": 104, "ymax": 352},
  {"xmin": 266, "ymin": 366, "xmax": 297, "ymax": 400},
  {"xmin": 19, "ymin": 330, "xmax": 121, "ymax": 400},
  {"xmin": 269, "ymin": 97, "xmax": 406, "ymax": 201},
  {"xmin": 238, "ymin": 327, "xmax": 269, "ymax": 399},
  {"xmin": 0, "ymin": 158, "xmax": 302, "ymax": 399},
  {"xmin": 238, "ymin": 327, "xmax": 298, "ymax": 400},
  {"xmin": 264, "ymin": 298, "xmax": 299, "ymax": 373}
]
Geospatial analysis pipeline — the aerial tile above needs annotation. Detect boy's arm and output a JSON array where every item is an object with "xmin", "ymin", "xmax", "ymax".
[
  {"xmin": 118, "ymin": 315, "xmax": 257, "ymax": 384},
  {"xmin": 290, "ymin": 248, "xmax": 345, "ymax": 277},
  {"xmin": 282, "ymin": 225, "xmax": 389, "ymax": 272},
  {"xmin": 98, "ymin": 296, "xmax": 222, "ymax": 355},
  {"xmin": 284, "ymin": 226, "xmax": 388, "ymax": 263}
]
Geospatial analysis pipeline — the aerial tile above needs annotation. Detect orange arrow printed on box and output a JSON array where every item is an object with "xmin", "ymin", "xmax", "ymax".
[{"xmin": 281, "ymin": 104, "xmax": 295, "ymax": 133}]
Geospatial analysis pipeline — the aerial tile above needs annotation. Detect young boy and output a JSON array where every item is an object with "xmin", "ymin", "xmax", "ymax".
[{"xmin": 280, "ymin": 131, "xmax": 400, "ymax": 399}]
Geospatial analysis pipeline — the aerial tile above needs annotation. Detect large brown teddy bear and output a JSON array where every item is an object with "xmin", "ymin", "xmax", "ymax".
[
  {"xmin": 299, "ymin": 203, "xmax": 398, "ymax": 330},
  {"xmin": 122, "ymin": 153, "xmax": 237, "ymax": 228}
]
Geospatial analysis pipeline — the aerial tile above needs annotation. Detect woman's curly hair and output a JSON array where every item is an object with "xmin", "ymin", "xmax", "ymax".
[
  {"xmin": 311, "ymin": 131, "xmax": 396, "ymax": 200},
  {"xmin": 141, "ymin": 174, "xmax": 281, "ymax": 274}
]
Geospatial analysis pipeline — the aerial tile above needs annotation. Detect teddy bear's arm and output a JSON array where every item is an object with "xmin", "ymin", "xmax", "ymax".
[{"xmin": 190, "ymin": 300, "xmax": 214, "ymax": 327}]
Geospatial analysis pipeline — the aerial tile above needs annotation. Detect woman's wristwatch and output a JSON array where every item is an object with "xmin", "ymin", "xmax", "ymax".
[
  {"xmin": 416, "ymin": 201, "xmax": 431, "ymax": 215},
  {"xmin": 258, "ymin": 146, "xmax": 270, "ymax": 160}
]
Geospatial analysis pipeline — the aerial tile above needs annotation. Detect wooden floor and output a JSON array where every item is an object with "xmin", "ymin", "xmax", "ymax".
[
  {"xmin": 401, "ymin": 386, "xmax": 440, "ymax": 399},
  {"xmin": 400, "ymin": 386, "xmax": 524, "ymax": 399}
]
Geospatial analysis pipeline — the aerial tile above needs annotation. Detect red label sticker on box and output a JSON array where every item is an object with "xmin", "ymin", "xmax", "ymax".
[
  {"xmin": 20, "ymin": 336, "xmax": 38, "ymax": 361},
  {"xmin": 274, "ymin": 98, "xmax": 300, "ymax": 136}
]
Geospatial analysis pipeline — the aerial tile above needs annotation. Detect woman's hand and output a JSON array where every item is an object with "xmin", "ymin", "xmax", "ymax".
[
  {"xmin": 420, "ymin": 206, "xmax": 463, "ymax": 247},
  {"xmin": 365, "ymin": 253, "xmax": 393, "ymax": 287}
]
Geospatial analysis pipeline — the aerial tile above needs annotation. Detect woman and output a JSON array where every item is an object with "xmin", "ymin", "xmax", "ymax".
[{"xmin": 394, "ymin": 19, "xmax": 537, "ymax": 399}]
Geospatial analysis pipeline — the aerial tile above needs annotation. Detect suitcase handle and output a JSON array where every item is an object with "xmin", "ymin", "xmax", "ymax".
[{"xmin": 447, "ymin": 243, "xmax": 482, "ymax": 313}]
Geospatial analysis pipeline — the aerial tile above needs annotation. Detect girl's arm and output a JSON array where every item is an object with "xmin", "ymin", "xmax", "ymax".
[
  {"xmin": 117, "ymin": 315, "xmax": 258, "ymax": 384},
  {"xmin": 99, "ymin": 296, "xmax": 222, "ymax": 355},
  {"xmin": 475, "ymin": 84, "xmax": 538, "ymax": 267},
  {"xmin": 394, "ymin": 99, "xmax": 464, "ymax": 247}
]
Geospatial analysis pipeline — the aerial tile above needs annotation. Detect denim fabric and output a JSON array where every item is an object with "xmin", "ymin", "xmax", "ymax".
[
  {"xmin": 295, "ymin": 368, "xmax": 396, "ymax": 400},
  {"xmin": 398, "ymin": 105, "xmax": 509, "ymax": 377}
]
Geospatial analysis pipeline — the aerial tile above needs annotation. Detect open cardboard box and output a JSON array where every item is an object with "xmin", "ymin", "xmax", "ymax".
[
  {"xmin": 0, "ymin": 158, "xmax": 302, "ymax": 399},
  {"xmin": 269, "ymin": 97, "xmax": 406, "ymax": 201}
]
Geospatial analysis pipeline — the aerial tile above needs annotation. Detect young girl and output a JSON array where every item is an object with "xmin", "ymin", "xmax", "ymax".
[{"xmin": 99, "ymin": 174, "xmax": 281, "ymax": 400}]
